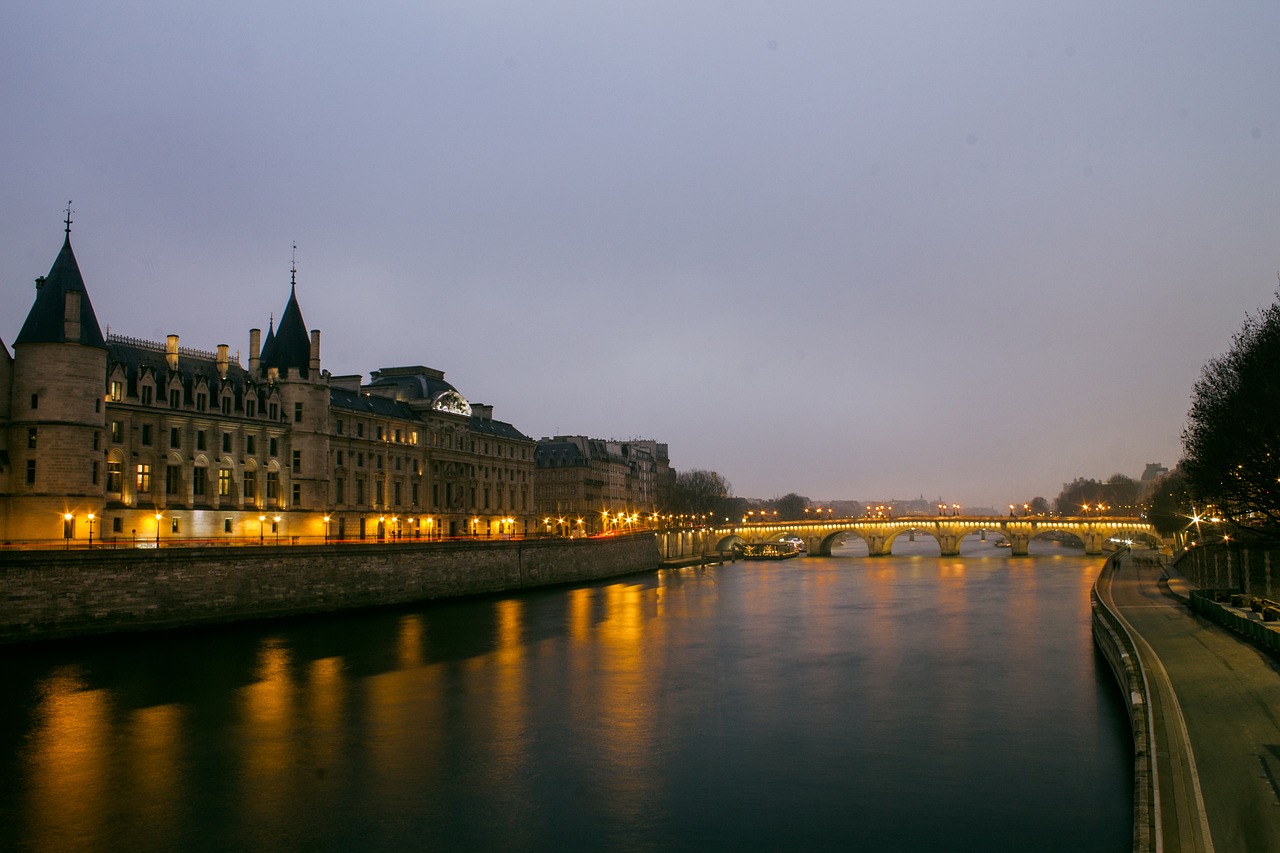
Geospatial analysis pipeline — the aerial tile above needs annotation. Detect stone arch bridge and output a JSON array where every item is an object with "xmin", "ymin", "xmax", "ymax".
[{"xmin": 659, "ymin": 516, "xmax": 1158, "ymax": 560}]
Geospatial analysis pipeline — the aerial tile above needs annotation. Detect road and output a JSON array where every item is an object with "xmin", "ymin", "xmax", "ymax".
[{"xmin": 1102, "ymin": 555, "xmax": 1280, "ymax": 851}]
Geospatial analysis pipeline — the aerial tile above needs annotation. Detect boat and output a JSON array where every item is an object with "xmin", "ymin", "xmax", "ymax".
[
  {"xmin": 741, "ymin": 541, "xmax": 801, "ymax": 560},
  {"xmin": 994, "ymin": 538, "xmax": 1011, "ymax": 548}
]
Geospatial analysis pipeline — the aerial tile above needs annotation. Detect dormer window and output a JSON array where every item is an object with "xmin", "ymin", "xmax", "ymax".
[
  {"xmin": 110, "ymin": 380, "xmax": 124, "ymax": 402},
  {"xmin": 196, "ymin": 392, "xmax": 208, "ymax": 412},
  {"xmin": 141, "ymin": 384, "xmax": 153, "ymax": 405},
  {"xmin": 221, "ymin": 395, "xmax": 232, "ymax": 415},
  {"xmin": 246, "ymin": 397, "xmax": 256, "ymax": 418},
  {"xmin": 169, "ymin": 388, "xmax": 181, "ymax": 408}
]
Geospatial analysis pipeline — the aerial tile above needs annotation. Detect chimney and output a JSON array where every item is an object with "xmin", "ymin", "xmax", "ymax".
[
  {"xmin": 165, "ymin": 335, "xmax": 179, "ymax": 371},
  {"xmin": 249, "ymin": 328, "xmax": 260, "ymax": 373},
  {"xmin": 216, "ymin": 344, "xmax": 229, "ymax": 379},
  {"xmin": 63, "ymin": 291, "xmax": 81, "ymax": 341},
  {"xmin": 309, "ymin": 329, "xmax": 321, "ymax": 373}
]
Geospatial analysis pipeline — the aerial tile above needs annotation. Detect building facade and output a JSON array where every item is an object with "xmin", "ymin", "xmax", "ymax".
[
  {"xmin": 533, "ymin": 435, "xmax": 670, "ymax": 534},
  {"xmin": 0, "ymin": 226, "xmax": 535, "ymax": 545}
]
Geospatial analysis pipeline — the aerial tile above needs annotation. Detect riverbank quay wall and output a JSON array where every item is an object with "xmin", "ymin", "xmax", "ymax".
[
  {"xmin": 0, "ymin": 534, "xmax": 661, "ymax": 645},
  {"xmin": 1174, "ymin": 541, "xmax": 1280, "ymax": 598},
  {"xmin": 1091, "ymin": 554, "xmax": 1157, "ymax": 853}
]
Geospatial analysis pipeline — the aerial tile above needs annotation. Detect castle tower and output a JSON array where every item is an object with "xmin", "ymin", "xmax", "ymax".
[
  {"xmin": 258, "ymin": 260, "xmax": 330, "ymax": 522},
  {"xmin": 3, "ymin": 211, "xmax": 108, "ymax": 541}
]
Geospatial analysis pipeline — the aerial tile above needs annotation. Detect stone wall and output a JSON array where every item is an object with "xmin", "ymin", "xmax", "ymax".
[
  {"xmin": 1174, "ymin": 542, "xmax": 1280, "ymax": 598},
  {"xmin": 0, "ymin": 534, "xmax": 661, "ymax": 644}
]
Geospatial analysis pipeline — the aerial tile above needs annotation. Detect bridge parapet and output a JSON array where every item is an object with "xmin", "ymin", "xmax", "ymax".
[{"xmin": 709, "ymin": 516, "xmax": 1156, "ymax": 557}]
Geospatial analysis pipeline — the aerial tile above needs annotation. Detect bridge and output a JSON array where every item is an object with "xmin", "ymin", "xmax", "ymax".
[{"xmin": 659, "ymin": 516, "xmax": 1159, "ymax": 559}]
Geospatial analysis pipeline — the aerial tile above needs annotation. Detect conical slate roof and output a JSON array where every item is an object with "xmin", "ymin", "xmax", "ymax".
[
  {"xmin": 14, "ymin": 233, "xmax": 106, "ymax": 348},
  {"xmin": 260, "ymin": 284, "xmax": 311, "ymax": 378}
]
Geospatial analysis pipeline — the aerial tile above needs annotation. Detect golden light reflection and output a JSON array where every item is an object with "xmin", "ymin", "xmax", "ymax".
[
  {"xmin": 24, "ymin": 667, "xmax": 111, "ymax": 853},
  {"xmin": 238, "ymin": 638, "xmax": 296, "ymax": 833},
  {"xmin": 124, "ymin": 703, "xmax": 184, "ymax": 848},
  {"xmin": 398, "ymin": 614, "xmax": 425, "ymax": 669},
  {"xmin": 594, "ymin": 583, "xmax": 659, "ymax": 819}
]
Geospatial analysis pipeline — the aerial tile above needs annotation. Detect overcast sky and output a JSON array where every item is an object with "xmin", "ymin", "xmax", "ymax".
[{"xmin": 4, "ymin": 2, "xmax": 1278, "ymax": 509}]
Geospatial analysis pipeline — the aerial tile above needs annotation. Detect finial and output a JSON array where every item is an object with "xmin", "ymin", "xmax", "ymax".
[
  {"xmin": 291, "ymin": 242, "xmax": 297, "ymax": 288},
  {"xmin": 64, "ymin": 200, "xmax": 74, "ymax": 237}
]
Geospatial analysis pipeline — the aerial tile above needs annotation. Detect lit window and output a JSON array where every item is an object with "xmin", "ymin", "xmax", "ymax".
[{"xmin": 136, "ymin": 463, "xmax": 151, "ymax": 492}]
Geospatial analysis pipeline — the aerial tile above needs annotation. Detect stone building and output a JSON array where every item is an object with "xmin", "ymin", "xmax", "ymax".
[
  {"xmin": 0, "ymin": 224, "xmax": 535, "ymax": 545},
  {"xmin": 533, "ymin": 435, "xmax": 669, "ymax": 534}
]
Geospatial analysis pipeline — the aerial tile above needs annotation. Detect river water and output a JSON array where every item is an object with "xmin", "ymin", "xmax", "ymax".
[{"xmin": 0, "ymin": 537, "xmax": 1132, "ymax": 852}]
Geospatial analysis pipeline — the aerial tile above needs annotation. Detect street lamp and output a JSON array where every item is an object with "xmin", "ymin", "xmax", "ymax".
[
  {"xmin": 273, "ymin": 515, "xmax": 281, "ymax": 545},
  {"xmin": 63, "ymin": 512, "xmax": 73, "ymax": 549},
  {"xmin": 87, "ymin": 512, "xmax": 95, "ymax": 548},
  {"xmin": 259, "ymin": 514, "xmax": 266, "ymax": 545},
  {"xmin": 323, "ymin": 514, "xmax": 331, "ymax": 543},
  {"xmin": 155, "ymin": 512, "xmax": 163, "ymax": 548}
]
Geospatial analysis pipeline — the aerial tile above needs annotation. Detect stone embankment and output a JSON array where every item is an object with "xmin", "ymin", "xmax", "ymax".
[
  {"xmin": 1091, "ymin": 554, "xmax": 1158, "ymax": 852},
  {"xmin": 0, "ymin": 534, "xmax": 661, "ymax": 644}
]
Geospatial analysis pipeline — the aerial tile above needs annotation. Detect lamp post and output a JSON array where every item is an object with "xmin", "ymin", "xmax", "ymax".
[
  {"xmin": 63, "ymin": 513, "xmax": 73, "ymax": 549},
  {"xmin": 87, "ymin": 512, "xmax": 95, "ymax": 548},
  {"xmin": 274, "ymin": 515, "xmax": 281, "ymax": 545},
  {"xmin": 259, "ymin": 514, "xmax": 266, "ymax": 545},
  {"xmin": 155, "ymin": 512, "xmax": 162, "ymax": 548},
  {"xmin": 323, "ymin": 514, "xmax": 331, "ymax": 544}
]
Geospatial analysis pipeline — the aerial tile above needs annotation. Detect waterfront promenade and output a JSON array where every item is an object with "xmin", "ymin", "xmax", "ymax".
[{"xmin": 1100, "ymin": 554, "xmax": 1280, "ymax": 851}]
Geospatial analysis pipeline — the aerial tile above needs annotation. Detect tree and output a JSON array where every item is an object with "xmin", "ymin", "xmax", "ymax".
[
  {"xmin": 1147, "ymin": 470, "xmax": 1193, "ymax": 538},
  {"xmin": 1105, "ymin": 473, "xmax": 1141, "ymax": 514},
  {"xmin": 667, "ymin": 469, "xmax": 733, "ymax": 518},
  {"xmin": 1182, "ymin": 289, "xmax": 1280, "ymax": 535},
  {"xmin": 772, "ymin": 493, "xmax": 809, "ymax": 520},
  {"xmin": 1028, "ymin": 496, "xmax": 1050, "ymax": 515},
  {"xmin": 1055, "ymin": 478, "xmax": 1105, "ymax": 515}
]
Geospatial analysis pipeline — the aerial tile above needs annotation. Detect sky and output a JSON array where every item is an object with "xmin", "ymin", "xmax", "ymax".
[{"xmin": 3, "ymin": 2, "xmax": 1279, "ymax": 509}]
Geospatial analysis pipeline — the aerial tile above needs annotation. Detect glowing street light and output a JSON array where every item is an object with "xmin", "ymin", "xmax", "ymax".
[
  {"xmin": 63, "ymin": 512, "xmax": 73, "ymax": 549},
  {"xmin": 259, "ymin": 514, "xmax": 266, "ymax": 545},
  {"xmin": 155, "ymin": 512, "xmax": 163, "ymax": 548},
  {"xmin": 323, "ymin": 514, "xmax": 331, "ymax": 543},
  {"xmin": 274, "ymin": 515, "xmax": 281, "ymax": 545},
  {"xmin": 87, "ymin": 512, "xmax": 95, "ymax": 548}
]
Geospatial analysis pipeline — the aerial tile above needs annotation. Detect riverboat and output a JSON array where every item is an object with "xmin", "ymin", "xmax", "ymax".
[{"xmin": 741, "ymin": 541, "xmax": 801, "ymax": 560}]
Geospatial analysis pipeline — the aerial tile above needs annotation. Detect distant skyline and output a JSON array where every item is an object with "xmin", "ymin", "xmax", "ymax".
[{"xmin": 4, "ymin": 2, "xmax": 1279, "ymax": 508}]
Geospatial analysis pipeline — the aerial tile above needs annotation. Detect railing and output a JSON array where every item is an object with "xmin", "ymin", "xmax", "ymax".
[{"xmin": 106, "ymin": 332, "xmax": 240, "ymax": 365}]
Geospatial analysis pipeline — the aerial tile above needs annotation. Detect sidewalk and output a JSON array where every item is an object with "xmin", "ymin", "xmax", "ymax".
[{"xmin": 1101, "ymin": 555, "xmax": 1280, "ymax": 852}]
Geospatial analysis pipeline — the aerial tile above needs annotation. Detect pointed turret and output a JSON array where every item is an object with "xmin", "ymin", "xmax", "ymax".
[
  {"xmin": 261, "ymin": 283, "xmax": 312, "ymax": 379},
  {"xmin": 14, "ymin": 228, "xmax": 106, "ymax": 348}
]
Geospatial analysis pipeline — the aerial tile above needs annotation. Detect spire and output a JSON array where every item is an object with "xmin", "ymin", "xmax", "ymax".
[
  {"xmin": 14, "ymin": 210, "xmax": 106, "ymax": 348},
  {"xmin": 259, "ymin": 251, "xmax": 312, "ymax": 378}
]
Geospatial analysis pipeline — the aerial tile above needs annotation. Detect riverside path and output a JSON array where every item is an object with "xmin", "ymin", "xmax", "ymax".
[{"xmin": 1101, "ymin": 554, "xmax": 1280, "ymax": 851}]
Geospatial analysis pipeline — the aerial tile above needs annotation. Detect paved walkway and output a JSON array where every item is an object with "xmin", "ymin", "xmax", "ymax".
[{"xmin": 1101, "ymin": 555, "xmax": 1280, "ymax": 852}]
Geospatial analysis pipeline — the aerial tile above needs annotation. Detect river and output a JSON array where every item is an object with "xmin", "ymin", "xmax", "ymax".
[{"xmin": 0, "ymin": 536, "xmax": 1132, "ymax": 851}]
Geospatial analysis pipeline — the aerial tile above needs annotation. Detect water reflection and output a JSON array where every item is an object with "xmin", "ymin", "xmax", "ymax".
[{"xmin": 1, "ymin": 544, "xmax": 1131, "ymax": 851}]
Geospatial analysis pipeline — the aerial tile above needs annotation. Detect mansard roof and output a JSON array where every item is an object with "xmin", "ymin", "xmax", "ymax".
[
  {"xmin": 329, "ymin": 386, "xmax": 418, "ymax": 420},
  {"xmin": 364, "ymin": 365, "xmax": 461, "ymax": 402},
  {"xmin": 106, "ymin": 336, "xmax": 253, "ymax": 400},
  {"xmin": 260, "ymin": 285, "xmax": 311, "ymax": 377},
  {"xmin": 469, "ymin": 416, "xmax": 531, "ymax": 442},
  {"xmin": 14, "ymin": 234, "xmax": 106, "ymax": 348}
]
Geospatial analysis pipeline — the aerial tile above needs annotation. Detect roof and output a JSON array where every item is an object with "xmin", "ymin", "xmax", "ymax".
[
  {"xmin": 469, "ymin": 416, "xmax": 531, "ymax": 442},
  {"xmin": 106, "ymin": 336, "xmax": 254, "ymax": 401},
  {"xmin": 260, "ymin": 285, "xmax": 311, "ymax": 377},
  {"xmin": 535, "ymin": 440, "xmax": 589, "ymax": 467},
  {"xmin": 364, "ymin": 366, "xmax": 461, "ymax": 402},
  {"xmin": 329, "ymin": 386, "xmax": 419, "ymax": 420},
  {"xmin": 14, "ymin": 234, "xmax": 106, "ymax": 348}
]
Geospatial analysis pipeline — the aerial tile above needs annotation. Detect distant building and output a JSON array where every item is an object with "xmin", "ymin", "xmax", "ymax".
[
  {"xmin": 1140, "ymin": 462, "xmax": 1169, "ymax": 482},
  {"xmin": 533, "ymin": 436, "xmax": 670, "ymax": 534},
  {"xmin": 0, "ymin": 223, "xmax": 535, "ymax": 544}
]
